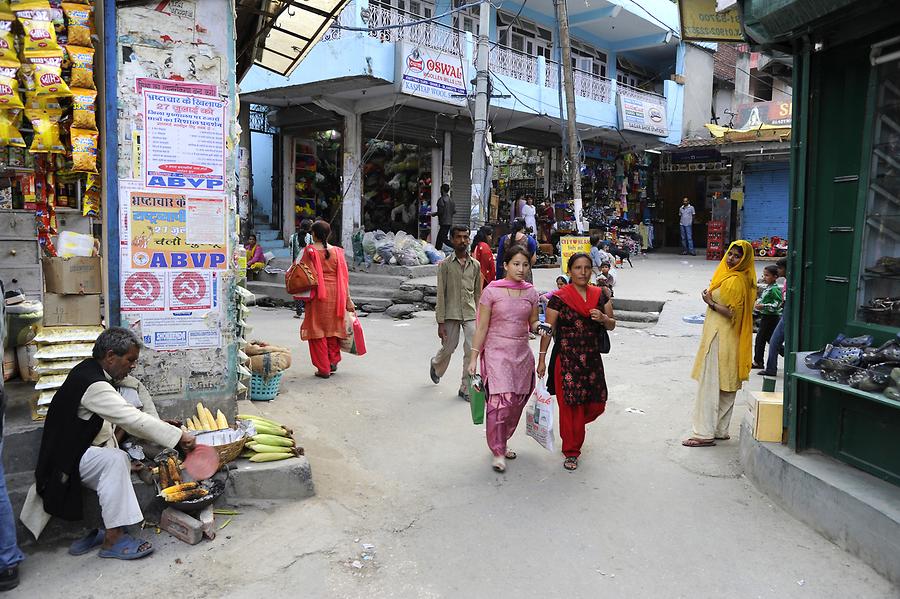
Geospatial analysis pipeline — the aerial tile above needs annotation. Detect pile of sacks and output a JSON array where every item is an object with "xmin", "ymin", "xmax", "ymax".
[
  {"xmin": 246, "ymin": 342, "xmax": 292, "ymax": 379},
  {"xmin": 360, "ymin": 230, "xmax": 444, "ymax": 267}
]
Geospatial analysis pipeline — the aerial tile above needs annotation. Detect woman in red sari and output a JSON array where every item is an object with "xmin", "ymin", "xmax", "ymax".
[
  {"xmin": 299, "ymin": 221, "xmax": 355, "ymax": 378},
  {"xmin": 470, "ymin": 226, "xmax": 495, "ymax": 289},
  {"xmin": 537, "ymin": 253, "xmax": 615, "ymax": 471}
]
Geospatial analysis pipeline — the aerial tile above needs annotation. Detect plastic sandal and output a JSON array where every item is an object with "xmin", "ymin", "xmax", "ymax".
[
  {"xmin": 98, "ymin": 535, "xmax": 154, "ymax": 560},
  {"xmin": 832, "ymin": 333, "xmax": 875, "ymax": 348},
  {"xmin": 68, "ymin": 528, "xmax": 104, "ymax": 556}
]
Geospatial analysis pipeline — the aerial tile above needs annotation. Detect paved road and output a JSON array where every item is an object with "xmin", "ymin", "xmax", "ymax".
[{"xmin": 12, "ymin": 254, "xmax": 895, "ymax": 598}]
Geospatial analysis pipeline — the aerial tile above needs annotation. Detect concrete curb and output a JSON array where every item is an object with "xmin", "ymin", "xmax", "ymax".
[
  {"xmin": 224, "ymin": 456, "xmax": 315, "ymax": 500},
  {"xmin": 739, "ymin": 413, "xmax": 900, "ymax": 586}
]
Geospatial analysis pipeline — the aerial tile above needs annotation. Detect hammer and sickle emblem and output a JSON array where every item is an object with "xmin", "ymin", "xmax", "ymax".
[
  {"xmin": 178, "ymin": 279, "xmax": 201, "ymax": 299},
  {"xmin": 132, "ymin": 279, "xmax": 155, "ymax": 300}
]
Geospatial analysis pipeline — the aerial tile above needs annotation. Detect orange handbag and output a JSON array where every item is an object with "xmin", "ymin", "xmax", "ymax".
[{"xmin": 285, "ymin": 261, "xmax": 317, "ymax": 295}]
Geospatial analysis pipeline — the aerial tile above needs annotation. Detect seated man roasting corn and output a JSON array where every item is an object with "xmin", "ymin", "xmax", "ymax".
[{"xmin": 20, "ymin": 328, "xmax": 196, "ymax": 560}]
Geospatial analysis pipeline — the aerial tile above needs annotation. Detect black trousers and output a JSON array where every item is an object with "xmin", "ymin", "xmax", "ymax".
[
  {"xmin": 435, "ymin": 225, "xmax": 451, "ymax": 252},
  {"xmin": 754, "ymin": 314, "xmax": 780, "ymax": 365}
]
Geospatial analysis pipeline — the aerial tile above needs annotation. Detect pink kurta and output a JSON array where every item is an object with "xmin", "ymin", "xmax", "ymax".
[
  {"xmin": 479, "ymin": 285, "xmax": 539, "ymax": 395},
  {"xmin": 479, "ymin": 284, "xmax": 538, "ymax": 457}
]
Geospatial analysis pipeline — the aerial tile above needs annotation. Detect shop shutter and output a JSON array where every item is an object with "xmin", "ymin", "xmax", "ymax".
[
  {"xmin": 451, "ymin": 132, "xmax": 472, "ymax": 226},
  {"xmin": 742, "ymin": 162, "xmax": 789, "ymax": 242}
]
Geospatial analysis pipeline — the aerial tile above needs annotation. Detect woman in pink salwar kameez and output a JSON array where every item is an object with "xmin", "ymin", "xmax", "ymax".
[{"xmin": 468, "ymin": 244, "xmax": 541, "ymax": 472}]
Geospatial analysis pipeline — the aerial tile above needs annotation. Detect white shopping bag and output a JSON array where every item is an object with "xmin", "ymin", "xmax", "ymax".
[{"xmin": 525, "ymin": 378, "xmax": 555, "ymax": 452}]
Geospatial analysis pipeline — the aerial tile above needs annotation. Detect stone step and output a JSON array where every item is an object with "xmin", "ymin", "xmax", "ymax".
[
  {"xmin": 256, "ymin": 229, "xmax": 280, "ymax": 242},
  {"xmin": 349, "ymin": 284, "xmax": 398, "ymax": 300},
  {"xmin": 614, "ymin": 309, "xmax": 660, "ymax": 323},
  {"xmin": 353, "ymin": 296, "xmax": 393, "ymax": 312},
  {"xmin": 252, "ymin": 212, "xmax": 271, "ymax": 225},
  {"xmin": 348, "ymin": 271, "xmax": 408, "ymax": 288},
  {"xmin": 265, "ymin": 247, "xmax": 291, "ymax": 259},
  {"xmin": 247, "ymin": 280, "xmax": 295, "ymax": 303}
]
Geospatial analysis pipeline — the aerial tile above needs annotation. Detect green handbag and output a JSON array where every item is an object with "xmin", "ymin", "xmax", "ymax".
[{"xmin": 469, "ymin": 374, "xmax": 486, "ymax": 425}]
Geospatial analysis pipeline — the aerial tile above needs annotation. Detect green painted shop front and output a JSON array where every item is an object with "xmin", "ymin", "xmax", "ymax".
[{"xmin": 739, "ymin": 0, "xmax": 900, "ymax": 486}]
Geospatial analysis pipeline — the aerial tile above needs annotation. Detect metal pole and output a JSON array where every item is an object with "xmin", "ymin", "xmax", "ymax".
[
  {"xmin": 470, "ymin": 0, "xmax": 491, "ymax": 229},
  {"xmin": 555, "ymin": 0, "xmax": 583, "ymax": 232}
]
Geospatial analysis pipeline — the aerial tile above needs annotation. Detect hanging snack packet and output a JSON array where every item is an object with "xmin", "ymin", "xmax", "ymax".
[
  {"xmin": 61, "ymin": 3, "xmax": 91, "ymax": 47},
  {"xmin": 26, "ymin": 107, "xmax": 64, "ymax": 153},
  {"xmin": 23, "ymin": 90, "xmax": 61, "ymax": 110},
  {"xmin": 0, "ymin": 109, "xmax": 25, "ymax": 147},
  {"xmin": 70, "ymin": 87, "xmax": 94, "ymax": 129},
  {"xmin": 0, "ymin": 17, "xmax": 18, "ymax": 66},
  {"xmin": 65, "ymin": 45, "xmax": 93, "ymax": 89},
  {"xmin": 0, "ymin": 65, "xmax": 23, "ymax": 109},
  {"xmin": 70, "ymin": 127, "xmax": 97, "ymax": 172},
  {"xmin": 16, "ymin": 8, "xmax": 61, "ymax": 55},
  {"xmin": 10, "ymin": 2, "xmax": 52, "ymax": 9},
  {"xmin": 82, "ymin": 184, "xmax": 99, "ymax": 216},
  {"xmin": 25, "ymin": 52, "xmax": 71, "ymax": 97}
]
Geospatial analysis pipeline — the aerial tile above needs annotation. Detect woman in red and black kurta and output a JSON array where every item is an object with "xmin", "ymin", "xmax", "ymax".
[{"xmin": 537, "ymin": 252, "xmax": 615, "ymax": 471}]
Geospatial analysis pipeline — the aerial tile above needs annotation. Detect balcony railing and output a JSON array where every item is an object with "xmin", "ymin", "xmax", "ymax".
[
  {"xmin": 322, "ymin": 5, "xmax": 353, "ymax": 41},
  {"xmin": 543, "ymin": 60, "xmax": 613, "ymax": 104},
  {"xmin": 617, "ymin": 82, "xmax": 665, "ymax": 104},
  {"xmin": 489, "ymin": 45, "xmax": 537, "ymax": 84},
  {"xmin": 365, "ymin": 5, "xmax": 464, "ymax": 56}
]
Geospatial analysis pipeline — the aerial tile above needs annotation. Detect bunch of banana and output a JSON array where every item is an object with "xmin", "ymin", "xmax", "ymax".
[
  {"xmin": 237, "ymin": 414, "xmax": 298, "ymax": 463},
  {"xmin": 160, "ymin": 482, "xmax": 209, "ymax": 502},
  {"xmin": 186, "ymin": 402, "xmax": 230, "ymax": 432},
  {"xmin": 156, "ymin": 456, "xmax": 182, "ymax": 490}
]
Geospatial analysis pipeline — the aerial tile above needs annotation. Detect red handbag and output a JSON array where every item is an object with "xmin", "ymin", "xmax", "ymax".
[{"xmin": 285, "ymin": 261, "xmax": 317, "ymax": 295}]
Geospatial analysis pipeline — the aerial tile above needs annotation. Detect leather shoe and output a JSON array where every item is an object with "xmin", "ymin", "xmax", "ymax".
[
  {"xmin": 0, "ymin": 566, "xmax": 19, "ymax": 592},
  {"xmin": 429, "ymin": 364, "xmax": 440, "ymax": 384}
]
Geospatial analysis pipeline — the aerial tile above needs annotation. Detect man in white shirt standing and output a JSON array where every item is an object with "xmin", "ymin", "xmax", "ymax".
[
  {"xmin": 21, "ymin": 328, "xmax": 196, "ymax": 560},
  {"xmin": 679, "ymin": 197, "xmax": 696, "ymax": 256}
]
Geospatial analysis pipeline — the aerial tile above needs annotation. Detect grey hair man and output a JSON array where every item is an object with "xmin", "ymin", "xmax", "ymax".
[{"xmin": 21, "ymin": 327, "xmax": 196, "ymax": 560}]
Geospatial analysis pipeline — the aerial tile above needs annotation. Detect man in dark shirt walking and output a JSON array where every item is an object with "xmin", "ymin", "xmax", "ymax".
[{"xmin": 432, "ymin": 184, "xmax": 455, "ymax": 253}]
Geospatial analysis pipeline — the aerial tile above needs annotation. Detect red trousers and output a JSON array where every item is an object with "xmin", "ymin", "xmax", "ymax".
[
  {"xmin": 309, "ymin": 337, "xmax": 341, "ymax": 375},
  {"xmin": 555, "ymin": 363, "xmax": 605, "ymax": 458}
]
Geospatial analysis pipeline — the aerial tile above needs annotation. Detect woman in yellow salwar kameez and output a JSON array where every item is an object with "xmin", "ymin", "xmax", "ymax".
[{"xmin": 683, "ymin": 240, "xmax": 756, "ymax": 447}]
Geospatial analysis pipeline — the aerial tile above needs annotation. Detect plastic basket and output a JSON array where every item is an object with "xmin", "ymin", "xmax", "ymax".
[{"xmin": 250, "ymin": 372, "xmax": 283, "ymax": 401}]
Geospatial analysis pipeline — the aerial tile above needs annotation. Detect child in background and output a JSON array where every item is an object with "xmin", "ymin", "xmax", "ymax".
[
  {"xmin": 753, "ymin": 264, "xmax": 784, "ymax": 369},
  {"xmin": 597, "ymin": 262, "xmax": 616, "ymax": 294},
  {"xmin": 540, "ymin": 276, "xmax": 568, "ymax": 317}
]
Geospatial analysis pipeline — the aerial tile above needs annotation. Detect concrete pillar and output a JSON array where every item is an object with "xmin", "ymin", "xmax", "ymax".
[
  {"xmin": 430, "ymin": 148, "xmax": 442, "ymax": 243},
  {"xmin": 282, "ymin": 134, "xmax": 295, "ymax": 242},
  {"xmin": 543, "ymin": 150, "xmax": 551, "ymax": 198},
  {"xmin": 238, "ymin": 101, "xmax": 252, "ymax": 236},
  {"xmin": 341, "ymin": 113, "xmax": 363, "ymax": 251},
  {"xmin": 733, "ymin": 47, "xmax": 751, "ymax": 110}
]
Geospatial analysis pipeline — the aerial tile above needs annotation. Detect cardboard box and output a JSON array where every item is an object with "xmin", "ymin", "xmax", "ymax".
[
  {"xmin": 42, "ymin": 256, "xmax": 101, "ymax": 294},
  {"xmin": 751, "ymin": 391, "xmax": 783, "ymax": 443},
  {"xmin": 42, "ymin": 293, "xmax": 101, "ymax": 326}
]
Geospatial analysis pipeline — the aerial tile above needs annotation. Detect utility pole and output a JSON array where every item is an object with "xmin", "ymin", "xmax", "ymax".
[
  {"xmin": 469, "ymin": 0, "xmax": 492, "ymax": 229},
  {"xmin": 554, "ymin": 0, "xmax": 583, "ymax": 232}
]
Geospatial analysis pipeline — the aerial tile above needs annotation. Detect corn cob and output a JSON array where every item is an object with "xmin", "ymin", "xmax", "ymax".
[
  {"xmin": 252, "ymin": 434, "xmax": 293, "ymax": 447},
  {"xmin": 164, "ymin": 488, "xmax": 208, "ymax": 502},
  {"xmin": 158, "ymin": 463, "xmax": 171, "ymax": 489},
  {"xmin": 190, "ymin": 416, "xmax": 203, "ymax": 431},
  {"xmin": 215, "ymin": 410, "xmax": 229, "ymax": 430},
  {"xmin": 237, "ymin": 414, "xmax": 282, "ymax": 427},
  {"xmin": 249, "ymin": 444, "xmax": 293, "ymax": 454},
  {"xmin": 251, "ymin": 422, "xmax": 289, "ymax": 436},
  {"xmin": 197, "ymin": 403, "xmax": 214, "ymax": 430},
  {"xmin": 249, "ymin": 452, "xmax": 293, "ymax": 462},
  {"xmin": 204, "ymin": 407, "xmax": 216, "ymax": 430},
  {"xmin": 167, "ymin": 457, "xmax": 181, "ymax": 485},
  {"xmin": 160, "ymin": 482, "xmax": 199, "ymax": 496},
  {"xmin": 186, "ymin": 418, "xmax": 196, "ymax": 431}
]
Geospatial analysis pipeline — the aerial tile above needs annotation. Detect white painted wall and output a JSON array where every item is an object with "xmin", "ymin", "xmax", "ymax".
[
  {"xmin": 713, "ymin": 85, "xmax": 734, "ymax": 127},
  {"xmin": 682, "ymin": 44, "xmax": 715, "ymax": 139}
]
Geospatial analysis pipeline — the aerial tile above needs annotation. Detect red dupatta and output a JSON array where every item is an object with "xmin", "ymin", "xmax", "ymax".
[
  {"xmin": 304, "ymin": 245, "xmax": 349, "ymax": 318},
  {"xmin": 555, "ymin": 283, "xmax": 603, "ymax": 317}
]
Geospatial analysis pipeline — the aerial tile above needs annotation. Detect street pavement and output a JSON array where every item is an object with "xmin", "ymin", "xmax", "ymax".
[{"xmin": 11, "ymin": 252, "xmax": 896, "ymax": 598}]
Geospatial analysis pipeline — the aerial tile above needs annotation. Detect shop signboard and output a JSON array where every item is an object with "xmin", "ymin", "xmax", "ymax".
[
  {"xmin": 560, "ymin": 236, "xmax": 592, "ymax": 274},
  {"xmin": 142, "ymin": 88, "xmax": 227, "ymax": 191},
  {"xmin": 735, "ymin": 101, "xmax": 793, "ymax": 128},
  {"xmin": 617, "ymin": 95, "xmax": 669, "ymax": 137},
  {"xmin": 126, "ymin": 189, "xmax": 227, "ymax": 270},
  {"xmin": 397, "ymin": 42, "xmax": 468, "ymax": 107},
  {"xmin": 678, "ymin": 0, "xmax": 744, "ymax": 42}
]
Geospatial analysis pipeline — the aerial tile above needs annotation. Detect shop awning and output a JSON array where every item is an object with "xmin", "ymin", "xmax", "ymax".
[
  {"xmin": 235, "ymin": 0, "xmax": 352, "ymax": 81},
  {"xmin": 705, "ymin": 123, "xmax": 791, "ymax": 144}
]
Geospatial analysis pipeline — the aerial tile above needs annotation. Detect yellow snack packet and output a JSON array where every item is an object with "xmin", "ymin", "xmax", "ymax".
[
  {"xmin": 15, "ymin": 8, "xmax": 61, "ymax": 55},
  {"xmin": 23, "ymin": 90, "xmax": 61, "ymax": 110},
  {"xmin": 10, "ymin": 2, "xmax": 51, "ymax": 9},
  {"xmin": 0, "ymin": 17, "xmax": 17, "ymax": 65},
  {"xmin": 0, "ymin": 65, "xmax": 23, "ymax": 109},
  {"xmin": 0, "ymin": 109, "xmax": 24, "ymax": 147},
  {"xmin": 70, "ymin": 127, "xmax": 97, "ymax": 172},
  {"xmin": 25, "ymin": 107, "xmax": 64, "ymax": 153},
  {"xmin": 61, "ymin": 3, "xmax": 92, "ymax": 47},
  {"xmin": 25, "ymin": 52, "xmax": 71, "ymax": 97},
  {"xmin": 70, "ymin": 87, "xmax": 95, "ymax": 130},
  {"xmin": 65, "ymin": 45, "xmax": 93, "ymax": 89}
]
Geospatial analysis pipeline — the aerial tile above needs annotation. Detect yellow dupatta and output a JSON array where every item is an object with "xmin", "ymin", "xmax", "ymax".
[{"xmin": 707, "ymin": 240, "xmax": 756, "ymax": 382}]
